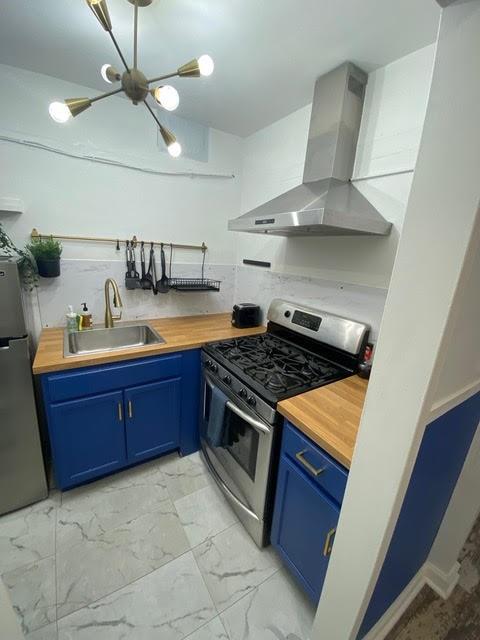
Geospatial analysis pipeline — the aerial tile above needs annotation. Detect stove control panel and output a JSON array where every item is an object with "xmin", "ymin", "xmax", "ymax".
[{"xmin": 292, "ymin": 310, "xmax": 322, "ymax": 332}]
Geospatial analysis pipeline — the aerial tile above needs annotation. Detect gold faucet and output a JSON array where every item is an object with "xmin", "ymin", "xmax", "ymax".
[{"xmin": 104, "ymin": 278, "xmax": 123, "ymax": 328}]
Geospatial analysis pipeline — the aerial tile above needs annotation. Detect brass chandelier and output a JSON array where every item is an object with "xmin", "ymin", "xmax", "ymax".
[{"xmin": 48, "ymin": 0, "xmax": 214, "ymax": 157}]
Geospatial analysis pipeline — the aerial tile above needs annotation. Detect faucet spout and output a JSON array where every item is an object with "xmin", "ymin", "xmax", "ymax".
[{"xmin": 104, "ymin": 278, "xmax": 123, "ymax": 328}]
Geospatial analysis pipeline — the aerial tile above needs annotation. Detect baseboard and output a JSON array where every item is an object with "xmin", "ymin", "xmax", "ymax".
[
  {"xmin": 362, "ymin": 561, "xmax": 459, "ymax": 640},
  {"xmin": 423, "ymin": 560, "xmax": 460, "ymax": 599}
]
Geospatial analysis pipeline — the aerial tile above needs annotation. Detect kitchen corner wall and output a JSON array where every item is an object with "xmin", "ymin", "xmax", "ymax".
[
  {"xmin": 0, "ymin": 45, "xmax": 435, "ymax": 342},
  {"xmin": 236, "ymin": 44, "xmax": 435, "ymax": 340}
]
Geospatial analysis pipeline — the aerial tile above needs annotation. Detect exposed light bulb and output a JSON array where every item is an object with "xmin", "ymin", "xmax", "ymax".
[
  {"xmin": 101, "ymin": 63, "xmax": 113, "ymax": 83},
  {"xmin": 198, "ymin": 54, "xmax": 214, "ymax": 77},
  {"xmin": 49, "ymin": 101, "xmax": 71, "ymax": 123},
  {"xmin": 168, "ymin": 141, "xmax": 182, "ymax": 158},
  {"xmin": 154, "ymin": 85, "xmax": 179, "ymax": 111}
]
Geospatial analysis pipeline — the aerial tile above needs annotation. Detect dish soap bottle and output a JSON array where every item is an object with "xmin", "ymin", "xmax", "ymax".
[
  {"xmin": 80, "ymin": 302, "xmax": 93, "ymax": 330},
  {"xmin": 66, "ymin": 305, "xmax": 78, "ymax": 334}
]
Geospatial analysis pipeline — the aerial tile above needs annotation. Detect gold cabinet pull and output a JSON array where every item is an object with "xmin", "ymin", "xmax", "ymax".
[
  {"xmin": 117, "ymin": 402, "xmax": 123, "ymax": 422},
  {"xmin": 323, "ymin": 528, "xmax": 336, "ymax": 557},
  {"xmin": 128, "ymin": 400, "xmax": 133, "ymax": 419},
  {"xmin": 295, "ymin": 450, "xmax": 326, "ymax": 477}
]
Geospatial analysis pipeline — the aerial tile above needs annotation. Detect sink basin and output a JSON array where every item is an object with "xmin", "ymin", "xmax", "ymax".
[{"xmin": 64, "ymin": 324, "xmax": 165, "ymax": 357}]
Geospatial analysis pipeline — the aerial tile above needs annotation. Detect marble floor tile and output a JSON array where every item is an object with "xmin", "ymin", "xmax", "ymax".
[
  {"xmin": 174, "ymin": 484, "xmax": 238, "ymax": 548},
  {"xmin": 57, "ymin": 497, "xmax": 189, "ymax": 618},
  {"xmin": 26, "ymin": 621, "xmax": 58, "ymax": 640},
  {"xmin": 194, "ymin": 522, "xmax": 280, "ymax": 612},
  {"xmin": 57, "ymin": 460, "xmax": 169, "ymax": 547},
  {"xmin": 184, "ymin": 616, "xmax": 229, "ymax": 639},
  {"xmin": 160, "ymin": 451, "xmax": 213, "ymax": 502},
  {"xmin": 220, "ymin": 569, "xmax": 315, "ymax": 640},
  {"xmin": 0, "ymin": 496, "xmax": 57, "ymax": 574},
  {"xmin": 3, "ymin": 556, "xmax": 56, "ymax": 635},
  {"xmin": 57, "ymin": 552, "xmax": 216, "ymax": 640}
]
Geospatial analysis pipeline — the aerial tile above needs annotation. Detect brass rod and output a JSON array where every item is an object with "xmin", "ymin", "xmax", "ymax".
[
  {"xmin": 133, "ymin": 0, "xmax": 139, "ymax": 70},
  {"xmin": 30, "ymin": 228, "xmax": 207, "ymax": 252},
  {"xmin": 108, "ymin": 31, "xmax": 130, "ymax": 72},
  {"xmin": 146, "ymin": 71, "xmax": 178, "ymax": 84},
  {"xmin": 90, "ymin": 86, "xmax": 125, "ymax": 104}
]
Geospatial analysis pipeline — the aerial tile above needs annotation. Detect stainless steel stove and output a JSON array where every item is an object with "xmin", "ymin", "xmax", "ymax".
[{"xmin": 199, "ymin": 299, "xmax": 370, "ymax": 547}]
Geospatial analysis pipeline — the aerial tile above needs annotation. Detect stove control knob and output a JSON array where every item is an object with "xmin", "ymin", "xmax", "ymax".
[
  {"xmin": 239, "ymin": 388, "xmax": 247, "ymax": 399},
  {"xmin": 205, "ymin": 359, "xmax": 213, "ymax": 368},
  {"xmin": 223, "ymin": 375, "xmax": 232, "ymax": 385},
  {"xmin": 284, "ymin": 310, "xmax": 291, "ymax": 318},
  {"xmin": 247, "ymin": 395, "xmax": 257, "ymax": 407},
  {"xmin": 210, "ymin": 362, "xmax": 218, "ymax": 373}
]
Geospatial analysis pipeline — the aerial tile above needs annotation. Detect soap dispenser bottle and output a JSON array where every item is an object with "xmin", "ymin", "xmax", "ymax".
[
  {"xmin": 66, "ymin": 305, "xmax": 78, "ymax": 334},
  {"xmin": 80, "ymin": 302, "xmax": 93, "ymax": 330}
]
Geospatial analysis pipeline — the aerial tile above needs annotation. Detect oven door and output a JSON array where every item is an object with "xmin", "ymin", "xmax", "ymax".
[{"xmin": 200, "ymin": 372, "xmax": 274, "ymax": 521}]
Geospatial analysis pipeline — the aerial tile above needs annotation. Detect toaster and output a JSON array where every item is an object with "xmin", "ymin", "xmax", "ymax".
[{"xmin": 231, "ymin": 303, "xmax": 261, "ymax": 328}]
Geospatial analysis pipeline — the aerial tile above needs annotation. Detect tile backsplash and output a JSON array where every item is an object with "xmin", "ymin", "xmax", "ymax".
[{"xmin": 28, "ymin": 261, "xmax": 388, "ymax": 344}]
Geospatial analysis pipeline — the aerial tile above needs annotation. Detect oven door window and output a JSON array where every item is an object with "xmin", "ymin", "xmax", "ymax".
[
  {"xmin": 203, "ymin": 381, "xmax": 260, "ymax": 483},
  {"xmin": 223, "ymin": 407, "xmax": 260, "ymax": 482}
]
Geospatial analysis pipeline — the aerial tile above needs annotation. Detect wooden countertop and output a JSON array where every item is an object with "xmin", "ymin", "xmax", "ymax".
[
  {"xmin": 32, "ymin": 313, "xmax": 265, "ymax": 375},
  {"xmin": 278, "ymin": 375, "xmax": 368, "ymax": 469}
]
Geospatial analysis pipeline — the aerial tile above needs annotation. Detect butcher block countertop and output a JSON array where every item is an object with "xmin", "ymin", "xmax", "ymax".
[
  {"xmin": 278, "ymin": 375, "xmax": 368, "ymax": 469},
  {"xmin": 32, "ymin": 313, "xmax": 265, "ymax": 375}
]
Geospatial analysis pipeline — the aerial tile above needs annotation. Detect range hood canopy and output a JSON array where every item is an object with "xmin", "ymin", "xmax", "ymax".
[{"xmin": 229, "ymin": 62, "xmax": 392, "ymax": 237}]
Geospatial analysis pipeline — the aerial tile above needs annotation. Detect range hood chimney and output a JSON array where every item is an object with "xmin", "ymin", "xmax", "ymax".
[{"xmin": 229, "ymin": 62, "xmax": 392, "ymax": 237}]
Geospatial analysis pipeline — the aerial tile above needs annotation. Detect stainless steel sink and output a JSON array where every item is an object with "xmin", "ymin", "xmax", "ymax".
[{"xmin": 64, "ymin": 324, "xmax": 165, "ymax": 358}]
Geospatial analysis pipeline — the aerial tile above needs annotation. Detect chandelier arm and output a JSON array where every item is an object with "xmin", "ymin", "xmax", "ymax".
[
  {"xmin": 134, "ymin": 0, "xmax": 139, "ymax": 70},
  {"xmin": 108, "ymin": 31, "xmax": 130, "ymax": 73},
  {"xmin": 146, "ymin": 72, "xmax": 178, "ymax": 85},
  {"xmin": 143, "ymin": 99, "xmax": 164, "ymax": 128},
  {"xmin": 90, "ymin": 86, "xmax": 125, "ymax": 104}
]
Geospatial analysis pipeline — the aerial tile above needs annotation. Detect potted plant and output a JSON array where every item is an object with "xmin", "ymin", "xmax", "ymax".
[
  {"xmin": 26, "ymin": 236, "xmax": 63, "ymax": 278},
  {"xmin": 0, "ymin": 222, "xmax": 38, "ymax": 290}
]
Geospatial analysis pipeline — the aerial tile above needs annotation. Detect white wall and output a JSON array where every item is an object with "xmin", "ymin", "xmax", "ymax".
[
  {"xmin": 312, "ymin": 3, "xmax": 480, "ymax": 637},
  {"xmin": 234, "ymin": 45, "xmax": 434, "ymax": 339},
  {"xmin": 237, "ymin": 45, "xmax": 435, "ymax": 288},
  {"xmin": 0, "ymin": 64, "xmax": 242, "ymax": 333},
  {"xmin": 0, "ymin": 63, "xmax": 242, "ymax": 265}
]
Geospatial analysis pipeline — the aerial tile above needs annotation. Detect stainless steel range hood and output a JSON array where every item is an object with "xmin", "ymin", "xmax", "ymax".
[{"xmin": 229, "ymin": 62, "xmax": 392, "ymax": 237}]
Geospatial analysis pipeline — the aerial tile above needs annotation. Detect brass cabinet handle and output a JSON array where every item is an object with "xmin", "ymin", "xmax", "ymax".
[
  {"xmin": 295, "ymin": 449, "xmax": 326, "ymax": 477},
  {"xmin": 323, "ymin": 528, "xmax": 336, "ymax": 557},
  {"xmin": 128, "ymin": 400, "xmax": 133, "ymax": 419},
  {"xmin": 118, "ymin": 402, "xmax": 123, "ymax": 422}
]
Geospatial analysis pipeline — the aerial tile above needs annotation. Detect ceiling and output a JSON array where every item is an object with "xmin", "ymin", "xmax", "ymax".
[{"xmin": 0, "ymin": 0, "xmax": 440, "ymax": 137}]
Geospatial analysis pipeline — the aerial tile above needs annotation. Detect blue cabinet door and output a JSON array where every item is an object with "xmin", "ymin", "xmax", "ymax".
[
  {"xmin": 271, "ymin": 455, "xmax": 340, "ymax": 603},
  {"xmin": 48, "ymin": 391, "xmax": 127, "ymax": 489},
  {"xmin": 124, "ymin": 378, "xmax": 181, "ymax": 463}
]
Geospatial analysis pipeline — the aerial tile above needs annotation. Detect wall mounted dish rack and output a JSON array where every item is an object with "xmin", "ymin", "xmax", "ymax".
[{"xmin": 30, "ymin": 228, "xmax": 221, "ymax": 292}]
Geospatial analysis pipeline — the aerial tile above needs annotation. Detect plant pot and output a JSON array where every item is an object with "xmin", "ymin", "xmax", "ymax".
[{"xmin": 36, "ymin": 257, "xmax": 61, "ymax": 278}]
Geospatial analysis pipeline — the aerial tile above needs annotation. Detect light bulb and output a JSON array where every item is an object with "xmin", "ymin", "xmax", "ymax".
[
  {"xmin": 168, "ymin": 142, "xmax": 182, "ymax": 158},
  {"xmin": 198, "ymin": 54, "xmax": 214, "ymax": 77},
  {"xmin": 101, "ymin": 63, "xmax": 113, "ymax": 83},
  {"xmin": 154, "ymin": 85, "xmax": 179, "ymax": 111},
  {"xmin": 48, "ymin": 101, "xmax": 71, "ymax": 123}
]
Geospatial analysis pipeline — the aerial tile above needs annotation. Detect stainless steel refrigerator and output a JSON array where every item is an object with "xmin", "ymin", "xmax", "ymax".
[{"xmin": 0, "ymin": 256, "xmax": 48, "ymax": 515}]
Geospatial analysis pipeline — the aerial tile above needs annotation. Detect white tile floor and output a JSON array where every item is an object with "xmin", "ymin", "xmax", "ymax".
[{"xmin": 0, "ymin": 452, "xmax": 315, "ymax": 640}]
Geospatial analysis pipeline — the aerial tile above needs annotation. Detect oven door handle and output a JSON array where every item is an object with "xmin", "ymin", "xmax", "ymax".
[
  {"xmin": 201, "ymin": 447, "xmax": 260, "ymax": 523},
  {"xmin": 225, "ymin": 401, "xmax": 271, "ymax": 435}
]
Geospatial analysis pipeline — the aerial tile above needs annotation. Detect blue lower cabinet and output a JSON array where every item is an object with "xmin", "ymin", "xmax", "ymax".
[
  {"xmin": 125, "ymin": 378, "xmax": 181, "ymax": 463},
  {"xmin": 48, "ymin": 390, "xmax": 127, "ymax": 488},
  {"xmin": 41, "ymin": 350, "xmax": 201, "ymax": 490},
  {"xmin": 272, "ymin": 455, "xmax": 340, "ymax": 603},
  {"xmin": 271, "ymin": 421, "xmax": 346, "ymax": 603}
]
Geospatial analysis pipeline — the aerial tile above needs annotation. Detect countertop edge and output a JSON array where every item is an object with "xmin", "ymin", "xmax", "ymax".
[{"xmin": 32, "ymin": 313, "xmax": 266, "ymax": 375}]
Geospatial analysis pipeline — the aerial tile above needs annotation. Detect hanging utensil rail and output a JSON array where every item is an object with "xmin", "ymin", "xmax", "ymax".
[{"xmin": 30, "ymin": 228, "xmax": 207, "ymax": 253}]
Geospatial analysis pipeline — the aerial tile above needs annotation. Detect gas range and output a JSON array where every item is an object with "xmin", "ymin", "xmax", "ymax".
[
  {"xmin": 203, "ymin": 299, "xmax": 370, "ymax": 421},
  {"xmin": 199, "ymin": 298, "xmax": 370, "ymax": 547}
]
